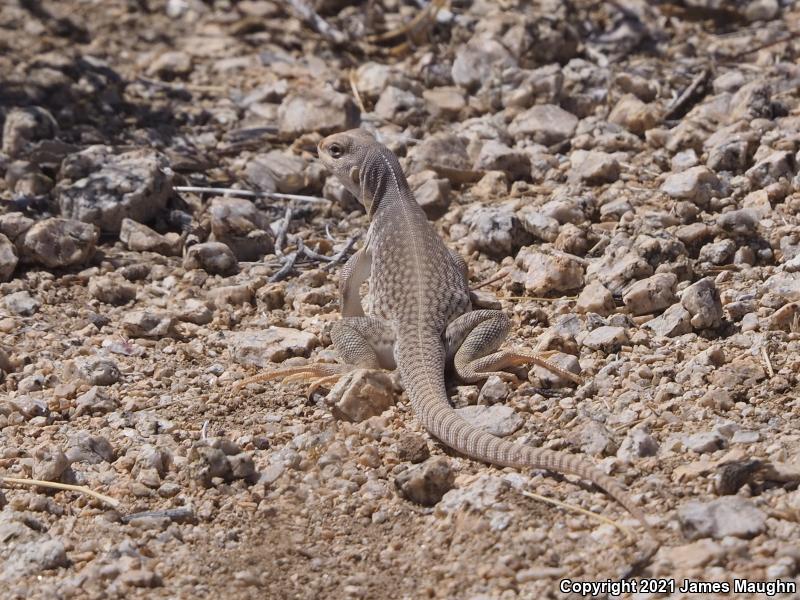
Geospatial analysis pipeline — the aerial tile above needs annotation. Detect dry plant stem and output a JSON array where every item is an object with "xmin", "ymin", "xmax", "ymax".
[
  {"xmin": 275, "ymin": 207, "xmax": 293, "ymax": 256},
  {"xmin": 286, "ymin": 0, "xmax": 347, "ymax": 44},
  {"xmin": 174, "ymin": 186, "xmax": 328, "ymax": 204},
  {"xmin": 471, "ymin": 269, "xmax": 509, "ymax": 290},
  {"xmin": 518, "ymin": 489, "xmax": 634, "ymax": 542},
  {"xmin": 1, "ymin": 476, "xmax": 120, "ymax": 509},
  {"xmin": 349, "ymin": 70, "xmax": 368, "ymax": 114}
]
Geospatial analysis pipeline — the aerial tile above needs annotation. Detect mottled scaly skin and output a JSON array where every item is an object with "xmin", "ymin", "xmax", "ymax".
[{"xmin": 319, "ymin": 129, "xmax": 651, "ymax": 533}]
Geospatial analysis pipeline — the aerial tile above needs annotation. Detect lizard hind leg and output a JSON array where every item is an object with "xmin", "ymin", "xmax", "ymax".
[
  {"xmin": 236, "ymin": 316, "xmax": 397, "ymax": 395},
  {"xmin": 446, "ymin": 310, "xmax": 583, "ymax": 385}
]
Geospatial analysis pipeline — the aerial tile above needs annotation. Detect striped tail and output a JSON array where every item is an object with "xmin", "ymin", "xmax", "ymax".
[{"xmin": 400, "ymin": 355, "xmax": 654, "ymax": 539}]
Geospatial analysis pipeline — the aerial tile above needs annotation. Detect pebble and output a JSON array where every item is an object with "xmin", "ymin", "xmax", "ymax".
[
  {"xmin": 89, "ymin": 275, "xmax": 137, "ymax": 305},
  {"xmin": 119, "ymin": 218, "xmax": 180, "ymax": 256},
  {"xmin": 508, "ymin": 104, "xmax": 578, "ymax": 145},
  {"xmin": 455, "ymin": 404, "xmax": 523, "ymax": 437},
  {"xmin": 228, "ymin": 327, "xmax": 319, "ymax": 366},
  {"xmin": 581, "ymin": 326, "xmax": 628, "ymax": 352},
  {"xmin": 0, "ymin": 234, "xmax": 18, "ymax": 281},
  {"xmin": 462, "ymin": 203, "xmax": 531, "ymax": 258},
  {"xmin": 516, "ymin": 248, "xmax": 584, "ymax": 295},
  {"xmin": 122, "ymin": 310, "xmax": 175, "ymax": 338},
  {"xmin": 622, "ymin": 273, "xmax": 677, "ymax": 316},
  {"xmin": 21, "ymin": 218, "xmax": 99, "ymax": 268},
  {"xmin": 575, "ymin": 281, "xmax": 615, "ymax": 316},
  {"xmin": 660, "ymin": 166, "xmax": 720, "ymax": 208},
  {"xmin": 681, "ymin": 278, "xmax": 723, "ymax": 330},
  {"xmin": 678, "ymin": 496, "xmax": 766, "ymax": 540},
  {"xmin": 57, "ymin": 148, "xmax": 172, "ymax": 233},
  {"xmin": 328, "ymin": 369, "xmax": 395, "ymax": 422},
  {"xmin": 569, "ymin": 150, "xmax": 620, "ymax": 184},
  {"xmin": 4, "ymin": 290, "xmax": 40, "ymax": 316},
  {"xmin": 183, "ymin": 241, "xmax": 238, "ymax": 276},
  {"xmin": 278, "ymin": 89, "xmax": 359, "ymax": 138},
  {"xmin": 477, "ymin": 375, "xmax": 510, "ymax": 405},
  {"xmin": 395, "ymin": 457, "xmax": 455, "ymax": 506}
]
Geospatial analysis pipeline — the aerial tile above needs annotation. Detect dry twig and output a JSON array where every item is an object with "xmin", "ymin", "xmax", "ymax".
[
  {"xmin": 174, "ymin": 186, "xmax": 328, "ymax": 204},
  {"xmin": 518, "ymin": 489, "xmax": 634, "ymax": 542},
  {"xmin": 0, "ymin": 475, "xmax": 120, "ymax": 509}
]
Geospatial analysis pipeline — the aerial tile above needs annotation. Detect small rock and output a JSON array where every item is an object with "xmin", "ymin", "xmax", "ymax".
[
  {"xmin": 508, "ymin": 104, "xmax": 578, "ymax": 145},
  {"xmin": 474, "ymin": 141, "xmax": 531, "ymax": 180},
  {"xmin": 374, "ymin": 86, "xmax": 424, "ymax": 126},
  {"xmin": 678, "ymin": 496, "xmax": 766, "ymax": 540},
  {"xmin": 698, "ymin": 239, "xmax": 736, "ymax": 265},
  {"xmin": 65, "ymin": 432, "xmax": 115, "ymax": 464},
  {"xmin": 2, "ymin": 538, "xmax": 68, "ymax": 579},
  {"xmin": 422, "ymin": 87, "xmax": 465, "ymax": 119},
  {"xmin": 73, "ymin": 387, "xmax": 118, "ymax": 416},
  {"xmin": 278, "ymin": 89, "xmax": 360, "ymax": 138},
  {"xmin": 396, "ymin": 434, "xmax": 430, "ymax": 464},
  {"xmin": 89, "ymin": 275, "xmax": 137, "ymax": 305},
  {"xmin": 147, "ymin": 50, "xmax": 192, "ymax": 78},
  {"xmin": 518, "ymin": 208, "xmax": 559, "ymax": 242},
  {"xmin": 58, "ymin": 148, "xmax": 172, "ymax": 233},
  {"xmin": 681, "ymin": 278, "xmax": 723, "ymax": 329},
  {"xmin": 516, "ymin": 248, "xmax": 584, "ymax": 295},
  {"xmin": 643, "ymin": 304, "xmax": 692, "ymax": 337},
  {"xmin": 745, "ymin": 150, "xmax": 795, "ymax": 188},
  {"xmin": 407, "ymin": 170, "xmax": 451, "ymax": 220},
  {"xmin": 328, "ymin": 369, "xmax": 395, "ymax": 422},
  {"xmin": 183, "ymin": 242, "xmax": 238, "ymax": 276},
  {"xmin": 477, "ymin": 375, "xmax": 510, "ymax": 405},
  {"xmin": 575, "ymin": 281, "xmax": 615, "ymax": 316},
  {"xmin": 617, "ymin": 428, "xmax": 659, "ymax": 461},
  {"xmin": 176, "ymin": 299, "xmax": 213, "ymax": 325},
  {"xmin": 569, "ymin": 150, "xmax": 620, "ymax": 184},
  {"xmin": 0, "ymin": 234, "xmax": 18, "ymax": 281},
  {"xmin": 395, "ymin": 457, "xmax": 455, "ymax": 506},
  {"xmin": 119, "ymin": 219, "xmax": 180, "ymax": 256},
  {"xmin": 451, "ymin": 36, "xmax": 516, "ymax": 90},
  {"xmin": 21, "ymin": 218, "xmax": 99, "ymax": 268},
  {"xmin": 244, "ymin": 151, "xmax": 306, "ymax": 194},
  {"xmin": 76, "ymin": 357, "xmax": 121, "ymax": 386},
  {"xmin": 4, "ymin": 291, "xmax": 40, "ymax": 316},
  {"xmin": 581, "ymin": 326, "xmax": 628, "ymax": 352},
  {"xmin": 456, "ymin": 405, "xmax": 523, "ymax": 438},
  {"xmin": 462, "ymin": 203, "xmax": 532, "ymax": 258},
  {"xmin": 208, "ymin": 284, "xmax": 253, "ymax": 308},
  {"xmin": 2, "ymin": 106, "xmax": 57, "ymax": 158},
  {"xmin": 122, "ymin": 310, "xmax": 175, "ymax": 338},
  {"xmin": 661, "ymin": 166, "xmax": 720, "ymax": 208},
  {"xmin": 717, "ymin": 209, "xmax": 758, "ymax": 237},
  {"xmin": 683, "ymin": 431, "xmax": 726, "ymax": 454},
  {"xmin": 608, "ymin": 93, "xmax": 658, "ymax": 135},
  {"xmin": 229, "ymin": 327, "xmax": 319, "ymax": 366},
  {"xmin": 209, "ymin": 197, "xmax": 275, "ymax": 261},
  {"xmin": 622, "ymin": 273, "xmax": 677, "ymax": 316},
  {"xmin": 33, "ymin": 447, "xmax": 69, "ymax": 482},
  {"xmin": 569, "ymin": 420, "xmax": 615, "ymax": 456},
  {"xmin": 660, "ymin": 539, "xmax": 725, "ymax": 569}
]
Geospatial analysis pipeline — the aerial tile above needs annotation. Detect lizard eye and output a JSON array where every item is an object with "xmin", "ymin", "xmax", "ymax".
[{"xmin": 328, "ymin": 143, "xmax": 344, "ymax": 159}]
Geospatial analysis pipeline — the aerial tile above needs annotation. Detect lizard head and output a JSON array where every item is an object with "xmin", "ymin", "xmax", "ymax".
[{"xmin": 318, "ymin": 128, "xmax": 380, "ymax": 211}]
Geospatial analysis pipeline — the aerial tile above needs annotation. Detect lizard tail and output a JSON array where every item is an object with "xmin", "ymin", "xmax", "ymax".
[{"xmin": 404, "ymin": 366, "xmax": 655, "ymax": 539}]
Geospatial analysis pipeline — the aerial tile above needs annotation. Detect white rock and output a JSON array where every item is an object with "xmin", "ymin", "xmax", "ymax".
[
  {"xmin": 228, "ymin": 327, "xmax": 319, "ymax": 366},
  {"xmin": 455, "ymin": 404, "xmax": 523, "ymax": 437}
]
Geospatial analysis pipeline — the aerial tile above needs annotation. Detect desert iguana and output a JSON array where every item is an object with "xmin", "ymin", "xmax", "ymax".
[{"xmin": 242, "ymin": 128, "xmax": 655, "ymax": 541}]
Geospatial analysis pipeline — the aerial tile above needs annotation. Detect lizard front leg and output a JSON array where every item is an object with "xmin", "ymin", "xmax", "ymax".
[
  {"xmin": 339, "ymin": 248, "xmax": 371, "ymax": 317},
  {"xmin": 445, "ymin": 310, "xmax": 583, "ymax": 385}
]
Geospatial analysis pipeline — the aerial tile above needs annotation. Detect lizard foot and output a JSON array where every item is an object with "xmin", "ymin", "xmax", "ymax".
[
  {"xmin": 236, "ymin": 363, "xmax": 353, "ymax": 396},
  {"xmin": 499, "ymin": 351, "xmax": 584, "ymax": 386}
]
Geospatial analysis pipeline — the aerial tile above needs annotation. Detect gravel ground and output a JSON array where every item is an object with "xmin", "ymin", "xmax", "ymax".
[{"xmin": 2, "ymin": 1, "xmax": 800, "ymax": 598}]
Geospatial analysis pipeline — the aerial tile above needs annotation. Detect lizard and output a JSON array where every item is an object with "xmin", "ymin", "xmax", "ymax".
[{"xmin": 240, "ymin": 128, "xmax": 656, "ymax": 542}]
